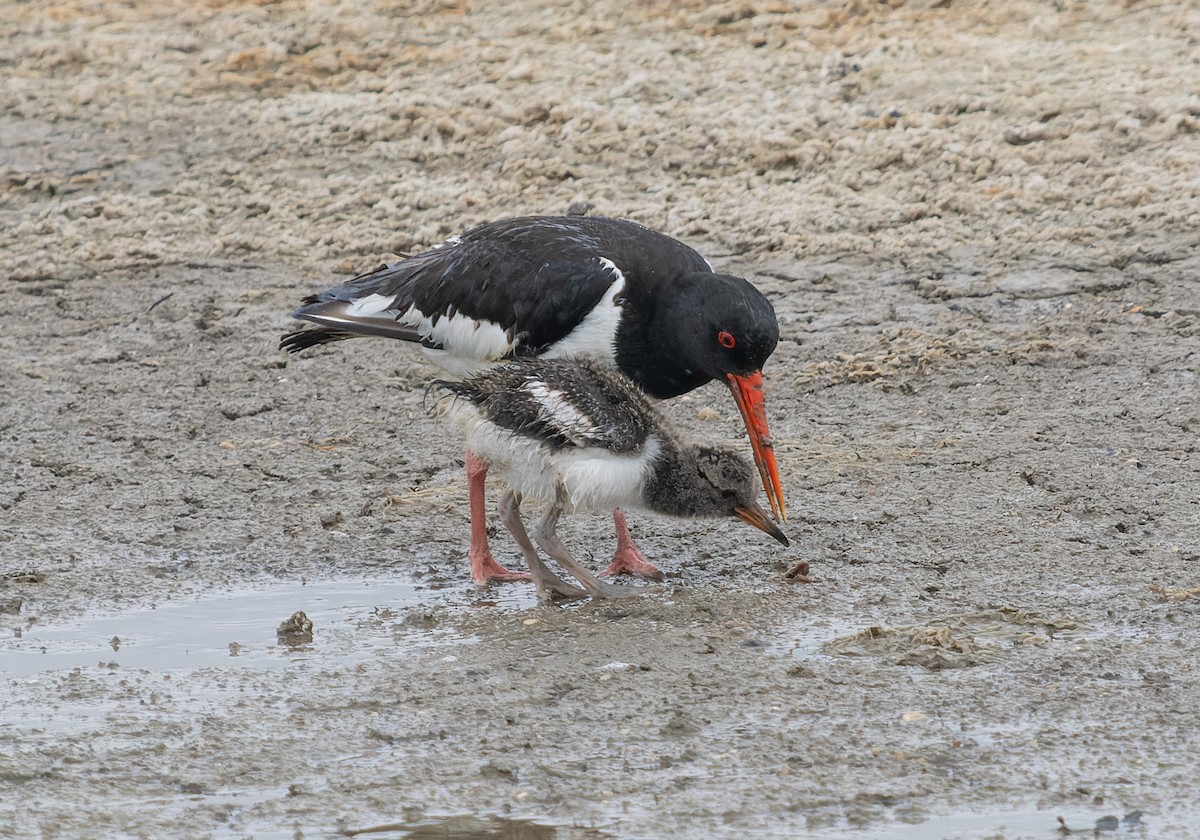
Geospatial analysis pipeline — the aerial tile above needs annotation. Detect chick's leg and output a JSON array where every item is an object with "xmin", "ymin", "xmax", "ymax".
[
  {"xmin": 497, "ymin": 489, "xmax": 586, "ymax": 601},
  {"xmin": 533, "ymin": 486, "xmax": 647, "ymax": 600}
]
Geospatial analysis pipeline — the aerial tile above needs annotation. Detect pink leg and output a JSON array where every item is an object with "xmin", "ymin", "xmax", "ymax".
[
  {"xmin": 598, "ymin": 509, "xmax": 664, "ymax": 581},
  {"xmin": 466, "ymin": 452, "xmax": 530, "ymax": 585}
]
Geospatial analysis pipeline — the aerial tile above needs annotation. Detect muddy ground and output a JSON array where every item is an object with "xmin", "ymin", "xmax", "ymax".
[{"xmin": 2, "ymin": 1, "xmax": 1200, "ymax": 837}]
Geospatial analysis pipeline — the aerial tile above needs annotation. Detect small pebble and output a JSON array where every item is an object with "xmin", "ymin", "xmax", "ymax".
[{"xmin": 276, "ymin": 610, "xmax": 314, "ymax": 645}]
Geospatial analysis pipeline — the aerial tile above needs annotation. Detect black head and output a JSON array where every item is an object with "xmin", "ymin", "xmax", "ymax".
[
  {"xmin": 616, "ymin": 271, "xmax": 779, "ymax": 400},
  {"xmin": 675, "ymin": 272, "xmax": 780, "ymax": 380}
]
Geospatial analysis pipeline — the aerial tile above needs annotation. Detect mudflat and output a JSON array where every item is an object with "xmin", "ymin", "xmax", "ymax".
[{"xmin": 3, "ymin": 2, "xmax": 1199, "ymax": 837}]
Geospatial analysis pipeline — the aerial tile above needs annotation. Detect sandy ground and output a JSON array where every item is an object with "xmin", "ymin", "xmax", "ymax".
[{"xmin": 3, "ymin": 0, "xmax": 1200, "ymax": 837}]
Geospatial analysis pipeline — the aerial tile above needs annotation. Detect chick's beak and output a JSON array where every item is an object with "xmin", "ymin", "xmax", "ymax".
[
  {"xmin": 735, "ymin": 501, "xmax": 790, "ymax": 546},
  {"xmin": 727, "ymin": 371, "xmax": 787, "ymax": 523}
]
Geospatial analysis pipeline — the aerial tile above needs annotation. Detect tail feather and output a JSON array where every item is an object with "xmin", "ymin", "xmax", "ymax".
[{"xmin": 279, "ymin": 327, "xmax": 359, "ymax": 353}]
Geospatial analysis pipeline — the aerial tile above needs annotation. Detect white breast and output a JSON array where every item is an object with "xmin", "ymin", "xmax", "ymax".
[
  {"xmin": 451, "ymin": 403, "xmax": 660, "ymax": 514},
  {"xmin": 542, "ymin": 259, "xmax": 626, "ymax": 364}
]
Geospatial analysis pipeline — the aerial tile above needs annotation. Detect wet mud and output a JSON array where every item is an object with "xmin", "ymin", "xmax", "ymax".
[{"xmin": 3, "ymin": 1, "xmax": 1200, "ymax": 837}]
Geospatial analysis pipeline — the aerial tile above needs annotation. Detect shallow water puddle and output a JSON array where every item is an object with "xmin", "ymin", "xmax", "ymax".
[
  {"xmin": 0, "ymin": 576, "xmax": 536, "ymax": 678},
  {"xmin": 805, "ymin": 804, "xmax": 1148, "ymax": 839},
  {"xmin": 771, "ymin": 615, "xmax": 863, "ymax": 660},
  {"xmin": 341, "ymin": 813, "xmax": 614, "ymax": 839}
]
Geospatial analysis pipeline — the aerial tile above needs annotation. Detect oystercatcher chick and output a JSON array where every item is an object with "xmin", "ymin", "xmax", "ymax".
[
  {"xmin": 437, "ymin": 358, "xmax": 789, "ymax": 600},
  {"xmin": 281, "ymin": 215, "xmax": 785, "ymax": 585}
]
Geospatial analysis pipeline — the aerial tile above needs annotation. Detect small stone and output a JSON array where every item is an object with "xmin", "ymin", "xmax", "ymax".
[
  {"xmin": 785, "ymin": 560, "xmax": 811, "ymax": 582},
  {"xmin": 1004, "ymin": 124, "xmax": 1050, "ymax": 145},
  {"xmin": 277, "ymin": 611, "xmax": 314, "ymax": 645},
  {"xmin": 600, "ymin": 661, "xmax": 632, "ymax": 671}
]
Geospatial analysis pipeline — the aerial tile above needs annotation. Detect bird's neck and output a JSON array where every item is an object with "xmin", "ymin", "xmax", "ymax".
[
  {"xmin": 615, "ymin": 289, "xmax": 712, "ymax": 399},
  {"xmin": 642, "ymin": 436, "xmax": 703, "ymax": 518}
]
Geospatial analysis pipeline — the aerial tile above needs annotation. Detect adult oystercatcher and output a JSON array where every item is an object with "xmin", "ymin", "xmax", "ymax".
[
  {"xmin": 437, "ymin": 358, "xmax": 789, "ymax": 600},
  {"xmin": 280, "ymin": 215, "xmax": 786, "ymax": 583}
]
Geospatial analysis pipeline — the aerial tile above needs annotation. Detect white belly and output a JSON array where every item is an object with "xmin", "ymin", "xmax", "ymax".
[{"xmin": 454, "ymin": 407, "xmax": 659, "ymax": 514}]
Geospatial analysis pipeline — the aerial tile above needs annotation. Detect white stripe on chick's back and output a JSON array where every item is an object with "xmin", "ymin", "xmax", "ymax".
[{"xmin": 522, "ymin": 382, "xmax": 596, "ymax": 446}]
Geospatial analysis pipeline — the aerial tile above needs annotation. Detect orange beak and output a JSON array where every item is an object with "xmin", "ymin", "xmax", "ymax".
[
  {"xmin": 735, "ymin": 502, "xmax": 790, "ymax": 546},
  {"xmin": 727, "ymin": 371, "xmax": 787, "ymax": 524}
]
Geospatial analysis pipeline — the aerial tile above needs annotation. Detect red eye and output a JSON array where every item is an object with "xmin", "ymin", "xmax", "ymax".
[{"xmin": 718, "ymin": 331, "xmax": 737, "ymax": 349}]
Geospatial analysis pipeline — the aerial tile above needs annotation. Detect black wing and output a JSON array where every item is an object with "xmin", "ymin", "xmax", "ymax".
[
  {"xmin": 280, "ymin": 216, "xmax": 713, "ymax": 358},
  {"xmin": 281, "ymin": 218, "xmax": 645, "ymax": 358}
]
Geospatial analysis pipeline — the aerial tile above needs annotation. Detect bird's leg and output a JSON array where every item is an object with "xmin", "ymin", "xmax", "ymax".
[
  {"xmin": 598, "ymin": 509, "xmax": 665, "ymax": 581},
  {"xmin": 466, "ymin": 451, "xmax": 530, "ymax": 584},
  {"xmin": 497, "ymin": 490, "xmax": 588, "ymax": 601},
  {"xmin": 532, "ymin": 486, "xmax": 648, "ymax": 600}
]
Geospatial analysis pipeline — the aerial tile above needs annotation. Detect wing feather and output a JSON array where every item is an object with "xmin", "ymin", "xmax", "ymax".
[
  {"xmin": 285, "ymin": 219, "xmax": 632, "ymax": 361},
  {"xmin": 439, "ymin": 358, "xmax": 656, "ymax": 453}
]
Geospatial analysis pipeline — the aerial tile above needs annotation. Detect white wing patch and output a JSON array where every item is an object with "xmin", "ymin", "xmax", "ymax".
[
  {"xmin": 523, "ymin": 381, "xmax": 595, "ymax": 444},
  {"xmin": 543, "ymin": 258, "xmax": 625, "ymax": 363},
  {"xmin": 430, "ymin": 233, "xmax": 463, "ymax": 251},
  {"xmin": 345, "ymin": 292, "xmax": 400, "ymax": 317},
  {"xmin": 338, "ymin": 289, "xmax": 515, "ymax": 378},
  {"xmin": 397, "ymin": 304, "xmax": 515, "ymax": 377}
]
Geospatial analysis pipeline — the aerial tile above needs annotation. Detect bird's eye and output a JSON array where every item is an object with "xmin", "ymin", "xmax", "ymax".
[{"xmin": 717, "ymin": 331, "xmax": 736, "ymax": 349}]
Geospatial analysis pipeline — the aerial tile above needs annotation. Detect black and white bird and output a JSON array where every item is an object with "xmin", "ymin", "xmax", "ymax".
[
  {"xmin": 436, "ymin": 358, "xmax": 789, "ymax": 600},
  {"xmin": 280, "ymin": 215, "xmax": 786, "ymax": 585}
]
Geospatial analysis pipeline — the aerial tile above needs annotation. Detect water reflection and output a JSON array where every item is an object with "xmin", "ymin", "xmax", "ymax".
[{"xmin": 343, "ymin": 814, "xmax": 613, "ymax": 839}]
